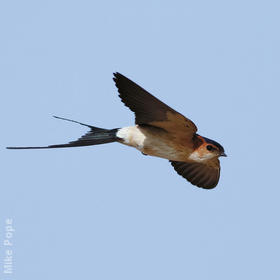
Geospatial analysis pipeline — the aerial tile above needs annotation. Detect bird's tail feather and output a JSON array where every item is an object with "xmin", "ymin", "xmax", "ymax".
[{"xmin": 6, "ymin": 116, "xmax": 119, "ymax": 150}]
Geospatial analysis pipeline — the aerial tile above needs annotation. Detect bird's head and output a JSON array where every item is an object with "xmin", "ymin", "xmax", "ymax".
[
  {"xmin": 202, "ymin": 136, "xmax": 227, "ymax": 157},
  {"xmin": 189, "ymin": 135, "xmax": 227, "ymax": 162}
]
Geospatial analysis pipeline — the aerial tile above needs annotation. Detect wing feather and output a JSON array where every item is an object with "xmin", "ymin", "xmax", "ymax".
[
  {"xmin": 170, "ymin": 158, "xmax": 220, "ymax": 189},
  {"xmin": 113, "ymin": 72, "xmax": 197, "ymax": 141}
]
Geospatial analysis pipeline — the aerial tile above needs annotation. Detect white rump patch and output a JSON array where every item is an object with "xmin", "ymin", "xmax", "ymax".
[{"xmin": 116, "ymin": 126, "xmax": 146, "ymax": 150}]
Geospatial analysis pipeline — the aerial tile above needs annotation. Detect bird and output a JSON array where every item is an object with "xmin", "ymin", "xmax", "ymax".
[{"xmin": 7, "ymin": 72, "xmax": 227, "ymax": 189}]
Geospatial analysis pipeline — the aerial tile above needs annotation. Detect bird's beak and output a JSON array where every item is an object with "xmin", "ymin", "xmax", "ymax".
[{"xmin": 220, "ymin": 152, "xmax": 227, "ymax": 157}]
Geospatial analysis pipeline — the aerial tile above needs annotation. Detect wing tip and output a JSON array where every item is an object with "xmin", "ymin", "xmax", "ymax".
[
  {"xmin": 113, "ymin": 72, "xmax": 126, "ymax": 85},
  {"xmin": 113, "ymin": 72, "xmax": 121, "ymax": 80}
]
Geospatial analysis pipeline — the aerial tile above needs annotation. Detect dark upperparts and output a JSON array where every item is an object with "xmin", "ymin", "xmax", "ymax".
[{"xmin": 202, "ymin": 136, "xmax": 225, "ymax": 154}]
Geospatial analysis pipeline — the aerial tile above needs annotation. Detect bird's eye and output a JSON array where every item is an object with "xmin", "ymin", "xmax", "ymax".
[{"xmin": 206, "ymin": 145, "xmax": 214, "ymax": 151}]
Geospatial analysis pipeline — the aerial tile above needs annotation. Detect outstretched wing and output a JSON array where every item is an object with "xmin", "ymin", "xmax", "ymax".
[
  {"xmin": 170, "ymin": 158, "xmax": 221, "ymax": 189},
  {"xmin": 113, "ymin": 73, "xmax": 197, "ymax": 141}
]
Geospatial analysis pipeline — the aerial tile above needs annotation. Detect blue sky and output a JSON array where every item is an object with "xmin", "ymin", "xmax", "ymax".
[{"xmin": 1, "ymin": 1, "xmax": 280, "ymax": 279}]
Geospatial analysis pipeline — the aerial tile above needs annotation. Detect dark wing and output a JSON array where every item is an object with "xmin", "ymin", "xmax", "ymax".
[
  {"xmin": 113, "ymin": 72, "xmax": 197, "ymax": 141},
  {"xmin": 170, "ymin": 158, "xmax": 221, "ymax": 189}
]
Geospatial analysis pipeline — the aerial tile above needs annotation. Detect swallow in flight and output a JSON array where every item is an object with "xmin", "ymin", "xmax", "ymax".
[{"xmin": 7, "ymin": 73, "xmax": 227, "ymax": 189}]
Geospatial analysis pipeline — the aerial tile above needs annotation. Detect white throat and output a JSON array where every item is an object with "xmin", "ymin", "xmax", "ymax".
[{"xmin": 188, "ymin": 150, "xmax": 215, "ymax": 162}]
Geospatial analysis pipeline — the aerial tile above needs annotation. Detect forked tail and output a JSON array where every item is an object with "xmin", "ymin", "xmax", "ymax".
[{"xmin": 7, "ymin": 116, "xmax": 119, "ymax": 150}]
